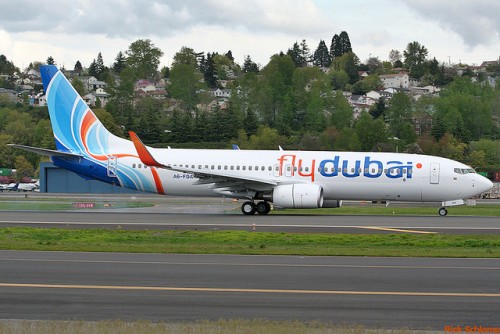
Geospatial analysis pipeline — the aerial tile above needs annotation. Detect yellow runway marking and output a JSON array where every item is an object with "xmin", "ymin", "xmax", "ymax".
[
  {"xmin": 358, "ymin": 226, "xmax": 437, "ymax": 234},
  {"xmin": 0, "ymin": 283, "xmax": 498, "ymax": 297}
]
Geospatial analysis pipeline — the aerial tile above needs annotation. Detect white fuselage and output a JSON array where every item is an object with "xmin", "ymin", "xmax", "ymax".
[{"xmin": 114, "ymin": 148, "xmax": 492, "ymax": 203}]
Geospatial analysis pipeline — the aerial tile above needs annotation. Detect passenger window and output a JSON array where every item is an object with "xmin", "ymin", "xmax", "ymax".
[
  {"xmin": 230, "ymin": 166, "xmax": 234, "ymax": 170},
  {"xmin": 268, "ymin": 166, "xmax": 272, "ymax": 171},
  {"xmin": 132, "ymin": 164, "xmax": 136, "ymax": 168}
]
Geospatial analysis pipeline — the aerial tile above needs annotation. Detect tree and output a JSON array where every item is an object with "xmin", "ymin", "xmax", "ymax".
[
  {"xmin": 0, "ymin": 55, "xmax": 17, "ymax": 75},
  {"xmin": 225, "ymin": 50, "xmax": 234, "ymax": 62},
  {"xmin": 71, "ymin": 77, "xmax": 85, "ymax": 96},
  {"xmin": 332, "ymin": 52, "xmax": 359, "ymax": 84},
  {"xmin": 386, "ymin": 92, "xmax": 416, "ymax": 145},
  {"xmin": 14, "ymin": 155, "xmax": 34, "ymax": 182},
  {"xmin": 388, "ymin": 49, "xmax": 402, "ymax": 66},
  {"xmin": 74, "ymin": 61, "xmax": 83, "ymax": 74},
  {"xmin": 172, "ymin": 46, "xmax": 198, "ymax": 67},
  {"xmin": 355, "ymin": 112, "xmax": 388, "ymax": 151},
  {"xmin": 287, "ymin": 41, "xmax": 307, "ymax": 68},
  {"xmin": 329, "ymin": 70, "xmax": 349, "ymax": 90},
  {"xmin": 403, "ymin": 41, "xmax": 428, "ymax": 78},
  {"xmin": 330, "ymin": 91, "xmax": 352, "ymax": 129},
  {"xmin": 366, "ymin": 56, "xmax": 382, "ymax": 74},
  {"xmin": 125, "ymin": 39, "xmax": 164, "ymax": 80},
  {"xmin": 313, "ymin": 40, "xmax": 331, "ymax": 67},
  {"xmin": 112, "ymin": 51, "xmax": 127, "ymax": 74},
  {"xmin": 330, "ymin": 31, "xmax": 352, "ymax": 59},
  {"xmin": 243, "ymin": 55, "xmax": 259, "ymax": 73},
  {"xmin": 169, "ymin": 58, "xmax": 203, "ymax": 109},
  {"xmin": 201, "ymin": 52, "xmax": 217, "ymax": 88},
  {"xmin": 46, "ymin": 56, "xmax": 55, "ymax": 65}
]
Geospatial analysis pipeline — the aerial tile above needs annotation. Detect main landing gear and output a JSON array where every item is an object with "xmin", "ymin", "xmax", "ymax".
[
  {"xmin": 241, "ymin": 201, "xmax": 271, "ymax": 215},
  {"xmin": 438, "ymin": 207, "xmax": 448, "ymax": 216}
]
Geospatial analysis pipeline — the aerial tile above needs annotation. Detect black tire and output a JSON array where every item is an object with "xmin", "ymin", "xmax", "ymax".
[
  {"xmin": 438, "ymin": 207, "xmax": 448, "ymax": 216},
  {"xmin": 241, "ymin": 201, "xmax": 256, "ymax": 215},
  {"xmin": 256, "ymin": 201, "xmax": 271, "ymax": 215}
]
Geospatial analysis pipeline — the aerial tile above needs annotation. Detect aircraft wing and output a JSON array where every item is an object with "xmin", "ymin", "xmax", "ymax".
[
  {"xmin": 129, "ymin": 131, "xmax": 278, "ymax": 187},
  {"xmin": 8, "ymin": 144, "xmax": 83, "ymax": 158}
]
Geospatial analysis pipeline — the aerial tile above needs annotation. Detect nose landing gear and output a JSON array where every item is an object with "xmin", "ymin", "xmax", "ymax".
[{"xmin": 438, "ymin": 207, "xmax": 448, "ymax": 216}]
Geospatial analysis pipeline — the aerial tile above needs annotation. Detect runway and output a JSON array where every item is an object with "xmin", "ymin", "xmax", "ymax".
[
  {"xmin": 0, "ymin": 210, "xmax": 499, "ymax": 234},
  {"xmin": 0, "ymin": 251, "xmax": 499, "ymax": 329}
]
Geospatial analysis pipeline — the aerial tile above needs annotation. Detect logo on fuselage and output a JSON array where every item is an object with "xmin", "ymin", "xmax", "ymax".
[{"xmin": 277, "ymin": 154, "xmax": 418, "ymax": 182}]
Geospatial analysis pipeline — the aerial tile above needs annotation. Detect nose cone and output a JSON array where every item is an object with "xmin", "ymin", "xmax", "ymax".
[{"xmin": 476, "ymin": 175, "xmax": 493, "ymax": 195}]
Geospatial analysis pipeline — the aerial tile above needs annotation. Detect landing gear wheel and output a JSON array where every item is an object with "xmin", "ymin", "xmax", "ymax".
[
  {"xmin": 241, "ymin": 201, "xmax": 256, "ymax": 215},
  {"xmin": 256, "ymin": 201, "xmax": 271, "ymax": 215},
  {"xmin": 438, "ymin": 207, "xmax": 448, "ymax": 216}
]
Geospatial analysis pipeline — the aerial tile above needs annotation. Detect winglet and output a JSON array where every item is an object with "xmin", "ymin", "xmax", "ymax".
[{"xmin": 129, "ymin": 131, "xmax": 164, "ymax": 167}]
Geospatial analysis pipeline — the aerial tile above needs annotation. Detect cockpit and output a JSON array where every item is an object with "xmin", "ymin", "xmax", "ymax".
[{"xmin": 453, "ymin": 168, "xmax": 476, "ymax": 175}]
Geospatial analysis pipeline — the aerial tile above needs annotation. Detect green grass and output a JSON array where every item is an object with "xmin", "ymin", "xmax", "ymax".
[
  {"xmin": 0, "ymin": 200, "xmax": 154, "ymax": 211},
  {"xmin": 0, "ymin": 319, "xmax": 418, "ymax": 334},
  {"xmin": 1, "ymin": 227, "xmax": 499, "ymax": 258},
  {"xmin": 274, "ymin": 204, "xmax": 500, "ymax": 216}
]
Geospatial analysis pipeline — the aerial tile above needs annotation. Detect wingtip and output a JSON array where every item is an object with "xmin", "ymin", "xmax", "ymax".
[{"xmin": 129, "ymin": 131, "xmax": 163, "ymax": 167}]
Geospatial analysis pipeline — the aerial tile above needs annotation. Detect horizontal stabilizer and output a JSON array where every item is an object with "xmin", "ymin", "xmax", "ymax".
[{"xmin": 8, "ymin": 144, "xmax": 83, "ymax": 158}]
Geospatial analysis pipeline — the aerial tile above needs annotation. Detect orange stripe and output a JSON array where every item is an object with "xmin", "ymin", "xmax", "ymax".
[
  {"xmin": 80, "ymin": 111, "xmax": 96, "ymax": 143},
  {"xmin": 151, "ymin": 167, "xmax": 165, "ymax": 194},
  {"xmin": 129, "ymin": 131, "xmax": 163, "ymax": 167}
]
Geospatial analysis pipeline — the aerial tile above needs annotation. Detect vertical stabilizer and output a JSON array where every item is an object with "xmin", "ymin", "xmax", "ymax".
[{"xmin": 40, "ymin": 65, "xmax": 119, "ymax": 157}]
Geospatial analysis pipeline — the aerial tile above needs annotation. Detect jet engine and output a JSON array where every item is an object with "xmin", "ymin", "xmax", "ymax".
[{"xmin": 272, "ymin": 184, "xmax": 323, "ymax": 209}]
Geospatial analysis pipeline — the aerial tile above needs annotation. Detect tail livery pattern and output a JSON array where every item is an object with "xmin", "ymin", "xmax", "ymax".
[{"xmin": 40, "ymin": 65, "xmax": 165, "ymax": 194}]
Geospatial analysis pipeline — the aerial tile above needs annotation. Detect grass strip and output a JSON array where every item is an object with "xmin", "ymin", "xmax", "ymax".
[
  {"xmin": 0, "ymin": 319, "xmax": 418, "ymax": 334},
  {"xmin": 273, "ymin": 205, "xmax": 500, "ymax": 216},
  {"xmin": 0, "ymin": 201, "xmax": 154, "ymax": 211},
  {"xmin": 1, "ymin": 227, "xmax": 499, "ymax": 258}
]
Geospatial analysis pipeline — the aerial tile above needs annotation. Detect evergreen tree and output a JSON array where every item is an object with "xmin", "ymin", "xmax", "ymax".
[
  {"xmin": 113, "ymin": 51, "xmax": 127, "ymax": 74},
  {"xmin": 95, "ymin": 52, "xmax": 105, "ymax": 77},
  {"xmin": 287, "ymin": 40, "xmax": 309, "ymax": 68},
  {"xmin": 0, "ymin": 55, "xmax": 17, "ymax": 75},
  {"xmin": 313, "ymin": 40, "xmax": 331, "ymax": 67},
  {"xmin": 46, "ymin": 56, "xmax": 55, "ymax": 65},
  {"xmin": 331, "ymin": 31, "xmax": 352, "ymax": 60},
  {"xmin": 202, "ymin": 52, "xmax": 217, "ymax": 88},
  {"xmin": 330, "ymin": 34, "xmax": 340, "ymax": 59},
  {"xmin": 243, "ymin": 108, "xmax": 259, "ymax": 136},
  {"xmin": 243, "ymin": 56, "xmax": 259, "ymax": 73},
  {"xmin": 88, "ymin": 59, "xmax": 98, "ymax": 77},
  {"xmin": 74, "ymin": 60, "xmax": 83, "ymax": 74},
  {"xmin": 225, "ymin": 50, "xmax": 234, "ymax": 62},
  {"xmin": 338, "ymin": 31, "xmax": 352, "ymax": 55}
]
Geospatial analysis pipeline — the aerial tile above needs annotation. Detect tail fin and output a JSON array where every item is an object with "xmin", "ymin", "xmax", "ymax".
[{"xmin": 40, "ymin": 65, "xmax": 125, "ymax": 157}]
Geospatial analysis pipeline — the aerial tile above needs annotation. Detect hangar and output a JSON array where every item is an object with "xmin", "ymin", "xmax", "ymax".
[{"xmin": 39, "ymin": 162, "xmax": 140, "ymax": 194}]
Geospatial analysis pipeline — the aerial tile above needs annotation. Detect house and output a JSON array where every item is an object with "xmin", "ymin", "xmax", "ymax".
[
  {"xmin": 86, "ymin": 76, "xmax": 106, "ymax": 91},
  {"xmin": 135, "ymin": 79, "xmax": 156, "ymax": 92},
  {"xmin": 379, "ymin": 71, "xmax": 409, "ymax": 89},
  {"xmin": 211, "ymin": 88, "xmax": 231, "ymax": 98}
]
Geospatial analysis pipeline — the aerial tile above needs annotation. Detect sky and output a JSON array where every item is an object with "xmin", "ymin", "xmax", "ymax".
[{"xmin": 1, "ymin": 0, "xmax": 499, "ymax": 71}]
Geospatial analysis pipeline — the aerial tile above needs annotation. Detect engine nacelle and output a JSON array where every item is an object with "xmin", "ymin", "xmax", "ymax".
[
  {"xmin": 272, "ymin": 184, "xmax": 323, "ymax": 209},
  {"xmin": 322, "ymin": 200, "xmax": 343, "ymax": 208}
]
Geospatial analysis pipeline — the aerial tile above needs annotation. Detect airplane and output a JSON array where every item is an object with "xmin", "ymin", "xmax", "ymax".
[{"xmin": 9, "ymin": 65, "xmax": 493, "ymax": 216}]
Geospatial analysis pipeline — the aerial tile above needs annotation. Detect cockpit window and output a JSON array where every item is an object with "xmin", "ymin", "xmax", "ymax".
[{"xmin": 454, "ymin": 168, "xmax": 476, "ymax": 175}]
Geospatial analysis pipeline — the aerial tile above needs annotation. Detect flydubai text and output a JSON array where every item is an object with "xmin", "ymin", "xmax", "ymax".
[{"xmin": 277, "ymin": 154, "xmax": 421, "ymax": 182}]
